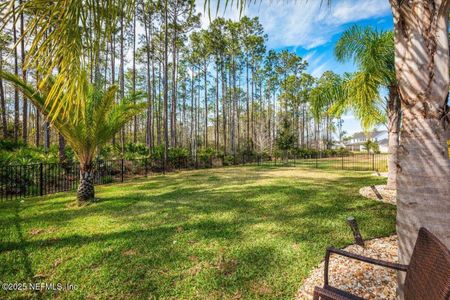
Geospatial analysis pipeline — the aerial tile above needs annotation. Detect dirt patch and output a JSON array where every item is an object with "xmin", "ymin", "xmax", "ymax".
[{"xmin": 122, "ymin": 249, "xmax": 137, "ymax": 257}]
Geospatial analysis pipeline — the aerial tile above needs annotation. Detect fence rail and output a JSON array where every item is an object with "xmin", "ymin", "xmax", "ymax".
[{"xmin": 0, "ymin": 153, "xmax": 388, "ymax": 201}]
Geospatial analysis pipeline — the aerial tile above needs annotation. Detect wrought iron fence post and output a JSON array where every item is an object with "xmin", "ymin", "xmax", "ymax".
[
  {"xmin": 372, "ymin": 153, "xmax": 375, "ymax": 171},
  {"xmin": 341, "ymin": 153, "xmax": 344, "ymax": 170},
  {"xmin": 121, "ymin": 159, "xmax": 124, "ymax": 182},
  {"xmin": 39, "ymin": 163, "xmax": 44, "ymax": 196}
]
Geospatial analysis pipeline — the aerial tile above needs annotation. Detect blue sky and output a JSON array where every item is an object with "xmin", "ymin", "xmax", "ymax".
[{"xmin": 196, "ymin": 0, "xmax": 394, "ymax": 135}]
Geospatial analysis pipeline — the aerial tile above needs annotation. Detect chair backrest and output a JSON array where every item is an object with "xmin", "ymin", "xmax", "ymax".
[{"xmin": 404, "ymin": 227, "xmax": 450, "ymax": 300}]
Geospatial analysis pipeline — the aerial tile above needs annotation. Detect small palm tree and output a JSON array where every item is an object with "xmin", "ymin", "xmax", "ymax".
[
  {"xmin": 0, "ymin": 71, "xmax": 146, "ymax": 203},
  {"xmin": 334, "ymin": 25, "xmax": 399, "ymax": 190}
]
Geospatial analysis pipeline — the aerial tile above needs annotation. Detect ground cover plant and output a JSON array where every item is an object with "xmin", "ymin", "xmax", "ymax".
[{"xmin": 0, "ymin": 165, "xmax": 395, "ymax": 299}]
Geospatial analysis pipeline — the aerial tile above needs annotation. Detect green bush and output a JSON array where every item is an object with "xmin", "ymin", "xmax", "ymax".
[
  {"xmin": 0, "ymin": 139, "xmax": 26, "ymax": 151},
  {"xmin": 198, "ymin": 147, "xmax": 215, "ymax": 164},
  {"xmin": 223, "ymin": 155, "xmax": 235, "ymax": 166}
]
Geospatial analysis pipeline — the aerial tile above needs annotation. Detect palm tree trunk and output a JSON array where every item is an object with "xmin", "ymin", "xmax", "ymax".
[
  {"xmin": 386, "ymin": 85, "xmax": 401, "ymax": 190},
  {"xmin": 58, "ymin": 134, "xmax": 66, "ymax": 164},
  {"xmin": 390, "ymin": 1, "xmax": 450, "ymax": 298},
  {"xmin": 77, "ymin": 162, "xmax": 95, "ymax": 203}
]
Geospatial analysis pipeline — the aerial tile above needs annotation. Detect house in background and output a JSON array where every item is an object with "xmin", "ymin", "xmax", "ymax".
[{"xmin": 344, "ymin": 130, "xmax": 389, "ymax": 153}]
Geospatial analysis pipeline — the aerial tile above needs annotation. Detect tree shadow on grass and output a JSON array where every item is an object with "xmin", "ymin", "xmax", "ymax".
[{"xmin": 0, "ymin": 167, "xmax": 395, "ymax": 299}]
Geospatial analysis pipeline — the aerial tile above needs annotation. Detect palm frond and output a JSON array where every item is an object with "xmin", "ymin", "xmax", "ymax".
[{"xmin": 2, "ymin": 0, "xmax": 135, "ymax": 121}]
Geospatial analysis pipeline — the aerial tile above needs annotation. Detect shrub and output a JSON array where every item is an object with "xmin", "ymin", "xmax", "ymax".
[{"xmin": 198, "ymin": 147, "xmax": 215, "ymax": 164}]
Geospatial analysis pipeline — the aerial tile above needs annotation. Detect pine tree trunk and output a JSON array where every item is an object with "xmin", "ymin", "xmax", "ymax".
[
  {"xmin": 111, "ymin": 33, "xmax": 116, "ymax": 146},
  {"xmin": 35, "ymin": 110, "xmax": 40, "ymax": 146},
  {"xmin": 44, "ymin": 121, "xmax": 50, "ymax": 151},
  {"xmin": 171, "ymin": 5, "xmax": 178, "ymax": 148},
  {"xmin": 215, "ymin": 64, "xmax": 219, "ymax": 152},
  {"xmin": 0, "ymin": 52, "xmax": 7, "ymax": 137},
  {"xmin": 204, "ymin": 62, "xmax": 208, "ymax": 148},
  {"xmin": 77, "ymin": 163, "xmax": 95, "ymax": 203},
  {"xmin": 163, "ymin": 0, "xmax": 169, "ymax": 170},
  {"xmin": 156, "ymin": 61, "xmax": 161, "ymax": 146},
  {"xmin": 12, "ymin": 1, "xmax": 19, "ymax": 142},
  {"xmin": 20, "ymin": 0, "xmax": 27, "ymax": 144},
  {"xmin": 222, "ymin": 60, "xmax": 227, "ymax": 155},
  {"xmin": 390, "ymin": 1, "xmax": 450, "ymax": 298},
  {"xmin": 144, "ymin": 9, "xmax": 153, "ymax": 149},
  {"xmin": 132, "ymin": 10, "xmax": 137, "ymax": 144},
  {"xmin": 191, "ymin": 69, "xmax": 195, "ymax": 155},
  {"xmin": 119, "ymin": 13, "xmax": 125, "ymax": 153},
  {"xmin": 246, "ymin": 59, "xmax": 250, "ymax": 149}
]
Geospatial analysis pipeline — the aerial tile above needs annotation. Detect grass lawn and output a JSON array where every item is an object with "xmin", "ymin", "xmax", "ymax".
[{"xmin": 0, "ymin": 165, "xmax": 395, "ymax": 299}]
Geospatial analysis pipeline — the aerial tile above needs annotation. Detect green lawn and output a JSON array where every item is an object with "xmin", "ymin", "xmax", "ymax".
[{"xmin": 0, "ymin": 165, "xmax": 395, "ymax": 299}]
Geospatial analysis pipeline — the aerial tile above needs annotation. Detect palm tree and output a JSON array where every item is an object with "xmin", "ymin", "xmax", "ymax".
[
  {"xmin": 390, "ymin": 3, "xmax": 449, "ymax": 294},
  {"xmin": 334, "ymin": 25, "xmax": 399, "ymax": 190},
  {"xmin": 1, "ymin": 0, "xmax": 135, "ymax": 120},
  {"xmin": 0, "ymin": 70, "xmax": 146, "ymax": 203}
]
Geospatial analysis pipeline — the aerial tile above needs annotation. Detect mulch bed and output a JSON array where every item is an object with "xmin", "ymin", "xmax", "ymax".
[
  {"xmin": 297, "ymin": 184, "xmax": 398, "ymax": 299},
  {"xmin": 296, "ymin": 235, "xmax": 398, "ymax": 300},
  {"xmin": 359, "ymin": 185, "xmax": 396, "ymax": 205}
]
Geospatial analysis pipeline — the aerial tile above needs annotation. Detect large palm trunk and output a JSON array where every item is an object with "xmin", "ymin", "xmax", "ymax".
[
  {"xmin": 390, "ymin": 1, "xmax": 450, "ymax": 298},
  {"xmin": 77, "ymin": 163, "xmax": 95, "ymax": 203},
  {"xmin": 386, "ymin": 85, "xmax": 401, "ymax": 190}
]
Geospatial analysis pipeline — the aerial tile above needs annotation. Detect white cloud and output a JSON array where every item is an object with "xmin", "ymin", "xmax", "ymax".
[{"xmin": 197, "ymin": 0, "xmax": 391, "ymax": 49}]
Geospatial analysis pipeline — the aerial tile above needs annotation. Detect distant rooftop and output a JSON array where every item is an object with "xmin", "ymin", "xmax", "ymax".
[{"xmin": 351, "ymin": 130, "xmax": 387, "ymax": 140}]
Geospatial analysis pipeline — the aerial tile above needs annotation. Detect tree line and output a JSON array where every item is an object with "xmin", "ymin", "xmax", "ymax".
[{"xmin": 0, "ymin": 0, "xmax": 350, "ymax": 164}]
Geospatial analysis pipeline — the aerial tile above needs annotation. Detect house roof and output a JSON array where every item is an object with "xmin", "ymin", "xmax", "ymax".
[
  {"xmin": 378, "ymin": 138, "xmax": 388, "ymax": 146},
  {"xmin": 351, "ymin": 130, "xmax": 387, "ymax": 140}
]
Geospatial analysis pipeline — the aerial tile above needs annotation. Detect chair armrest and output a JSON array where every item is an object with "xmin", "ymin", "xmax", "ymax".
[
  {"xmin": 324, "ymin": 246, "xmax": 408, "ymax": 286},
  {"xmin": 313, "ymin": 286, "xmax": 356, "ymax": 300}
]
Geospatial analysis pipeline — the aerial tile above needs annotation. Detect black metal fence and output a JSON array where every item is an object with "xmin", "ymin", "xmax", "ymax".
[{"xmin": 0, "ymin": 152, "xmax": 388, "ymax": 201}]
